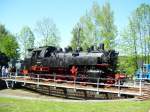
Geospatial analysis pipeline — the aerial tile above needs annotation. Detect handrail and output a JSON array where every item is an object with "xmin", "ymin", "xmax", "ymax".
[{"xmin": 0, "ymin": 72, "xmax": 145, "ymax": 96}]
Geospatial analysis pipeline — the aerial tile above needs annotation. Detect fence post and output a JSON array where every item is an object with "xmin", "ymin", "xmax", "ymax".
[
  {"xmin": 22, "ymin": 73, "xmax": 25, "ymax": 86},
  {"xmin": 118, "ymin": 79, "xmax": 121, "ymax": 97},
  {"xmin": 96, "ymin": 78, "xmax": 100, "ymax": 94},
  {"xmin": 37, "ymin": 74, "xmax": 39, "ymax": 88},
  {"xmin": 5, "ymin": 80, "xmax": 9, "ymax": 88},
  {"xmin": 15, "ymin": 72, "xmax": 17, "ymax": 84},
  {"xmin": 9, "ymin": 72, "xmax": 11, "ymax": 79},
  {"xmin": 134, "ymin": 79, "xmax": 136, "ymax": 87},
  {"xmin": 74, "ymin": 77, "xmax": 76, "ymax": 92},
  {"xmin": 15, "ymin": 68, "xmax": 18, "ymax": 79},
  {"xmin": 139, "ymin": 79, "xmax": 142, "ymax": 95},
  {"xmin": 11, "ymin": 80, "xmax": 14, "ymax": 88},
  {"xmin": 54, "ymin": 73, "xmax": 56, "ymax": 89}
]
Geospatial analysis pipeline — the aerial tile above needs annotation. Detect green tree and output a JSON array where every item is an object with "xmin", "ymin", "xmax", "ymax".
[
  {"xmin": 35, "ymin": 17, "xmax": 60, "ymax": 46},
  {"xmin": 135, "ymin": 4, "xmax": 150, "ymax": 64},
  {"xmin": 70, "ymin": 24, "xmax": 81, "ymax": 50},
  {"xmin": 91, "ymin": 1, "xmax": 102, "ymax": 45},
  {"xmin": 118, "ymin": 27, "xmax": 138, "ymax": 74},
  {"xmin": 117, "ymin": 56, "xmax": 137, "ymax": 76},
  {"xmin": 119, "ymin": 3, "xmax": 150, "ymax": 75},
  {"xmin": 70, "ymin": 2, "xmax": 117, "ymax": 50},
  {"xmin": 18, "ymin": 26, "xmax": 35, "ymax": 58},
  {"xmin": 0, "ymin": 24, "xmax": 8, "ymax": 37},
  {"xmin": 71, "ymin": 14, "xmax": 95, "ymax": 51},
  {"xmin": 100, "ymin": 2, "xmax": 117, "ymax": 49},
  {"xmin": 0, "ymin": 24, "xmax": 19, "ymax": 58}
]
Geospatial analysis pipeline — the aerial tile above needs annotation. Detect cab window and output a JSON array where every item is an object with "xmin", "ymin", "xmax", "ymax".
[
  {"xmin": 44, "ymin": 47, "xmax": 56, "ymax": 57},
  {"xmin": 45, "ymin": 49, "xmax": 51, "ymax": 57}
]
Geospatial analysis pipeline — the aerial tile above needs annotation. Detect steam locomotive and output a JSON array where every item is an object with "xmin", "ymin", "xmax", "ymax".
[{"xmin": 22, "ymin": 44, "xmax": 118, "ymax": 83}]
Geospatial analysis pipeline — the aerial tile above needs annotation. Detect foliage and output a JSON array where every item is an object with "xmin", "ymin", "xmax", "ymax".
[
  {"xmin": 0, "ymin": 24, "xmax": 19, "ymax": 58},
  {"xmin": 71, "ymin": 15, "xmax": 94, "ymax": 50},
  {"xmin": 0, "ymin": 97, "xmax": 150, "ymax": 112},
  {"xmin": 100, "ymin": 2, "xmax": 117, "ymax": 49},
  {"xmin": 118, "ymin": 3, "xmax": 150, "ymax": 75},
  {"xmin": 0, "ymin": 24, "xmax": 8, "ymax": 36},
  {"xmin": 118, "ymin": 56, "xmax": 137, "ymax": 76},
  {"xmin": 35, "ymin": 17, "xmax": 60, "ymax": 47},
  {"xmin": 70, "ymin": 2, "xmax": 117, "ymax": 50},
  {"xmin": 18, "ymin": 26, "xmax": 35, "ymax": 58}
]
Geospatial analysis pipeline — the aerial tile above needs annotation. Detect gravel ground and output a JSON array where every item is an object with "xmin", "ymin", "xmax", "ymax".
[{"xmin": 0, "ymin": 89, "xmax": 136, "ymax": 102}]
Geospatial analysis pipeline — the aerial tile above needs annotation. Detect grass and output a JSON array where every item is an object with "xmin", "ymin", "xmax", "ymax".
[{"xmin": 0, "ymin": 97, "xmax": 150, "ymax": 112}]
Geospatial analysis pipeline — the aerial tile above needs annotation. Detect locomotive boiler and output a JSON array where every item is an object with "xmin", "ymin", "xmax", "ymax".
[{"xmin": 22, "ymin": 44, "xmax": 118, "ymax": 82}]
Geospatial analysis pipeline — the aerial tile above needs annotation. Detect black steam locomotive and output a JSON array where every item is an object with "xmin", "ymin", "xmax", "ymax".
[{"xmin": 22, "ymin": 44, "xmax": 118, "ymax": 82}]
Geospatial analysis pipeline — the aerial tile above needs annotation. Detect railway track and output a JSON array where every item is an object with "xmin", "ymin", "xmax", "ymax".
[{"xmin": 24, "ymin": 83, "xmax": 132, "ymax": 100}]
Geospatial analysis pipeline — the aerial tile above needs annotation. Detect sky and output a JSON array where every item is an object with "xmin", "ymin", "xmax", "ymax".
[{"xmin": 0, "ymin": 0, "xmax": 150, "ymax": 48}]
